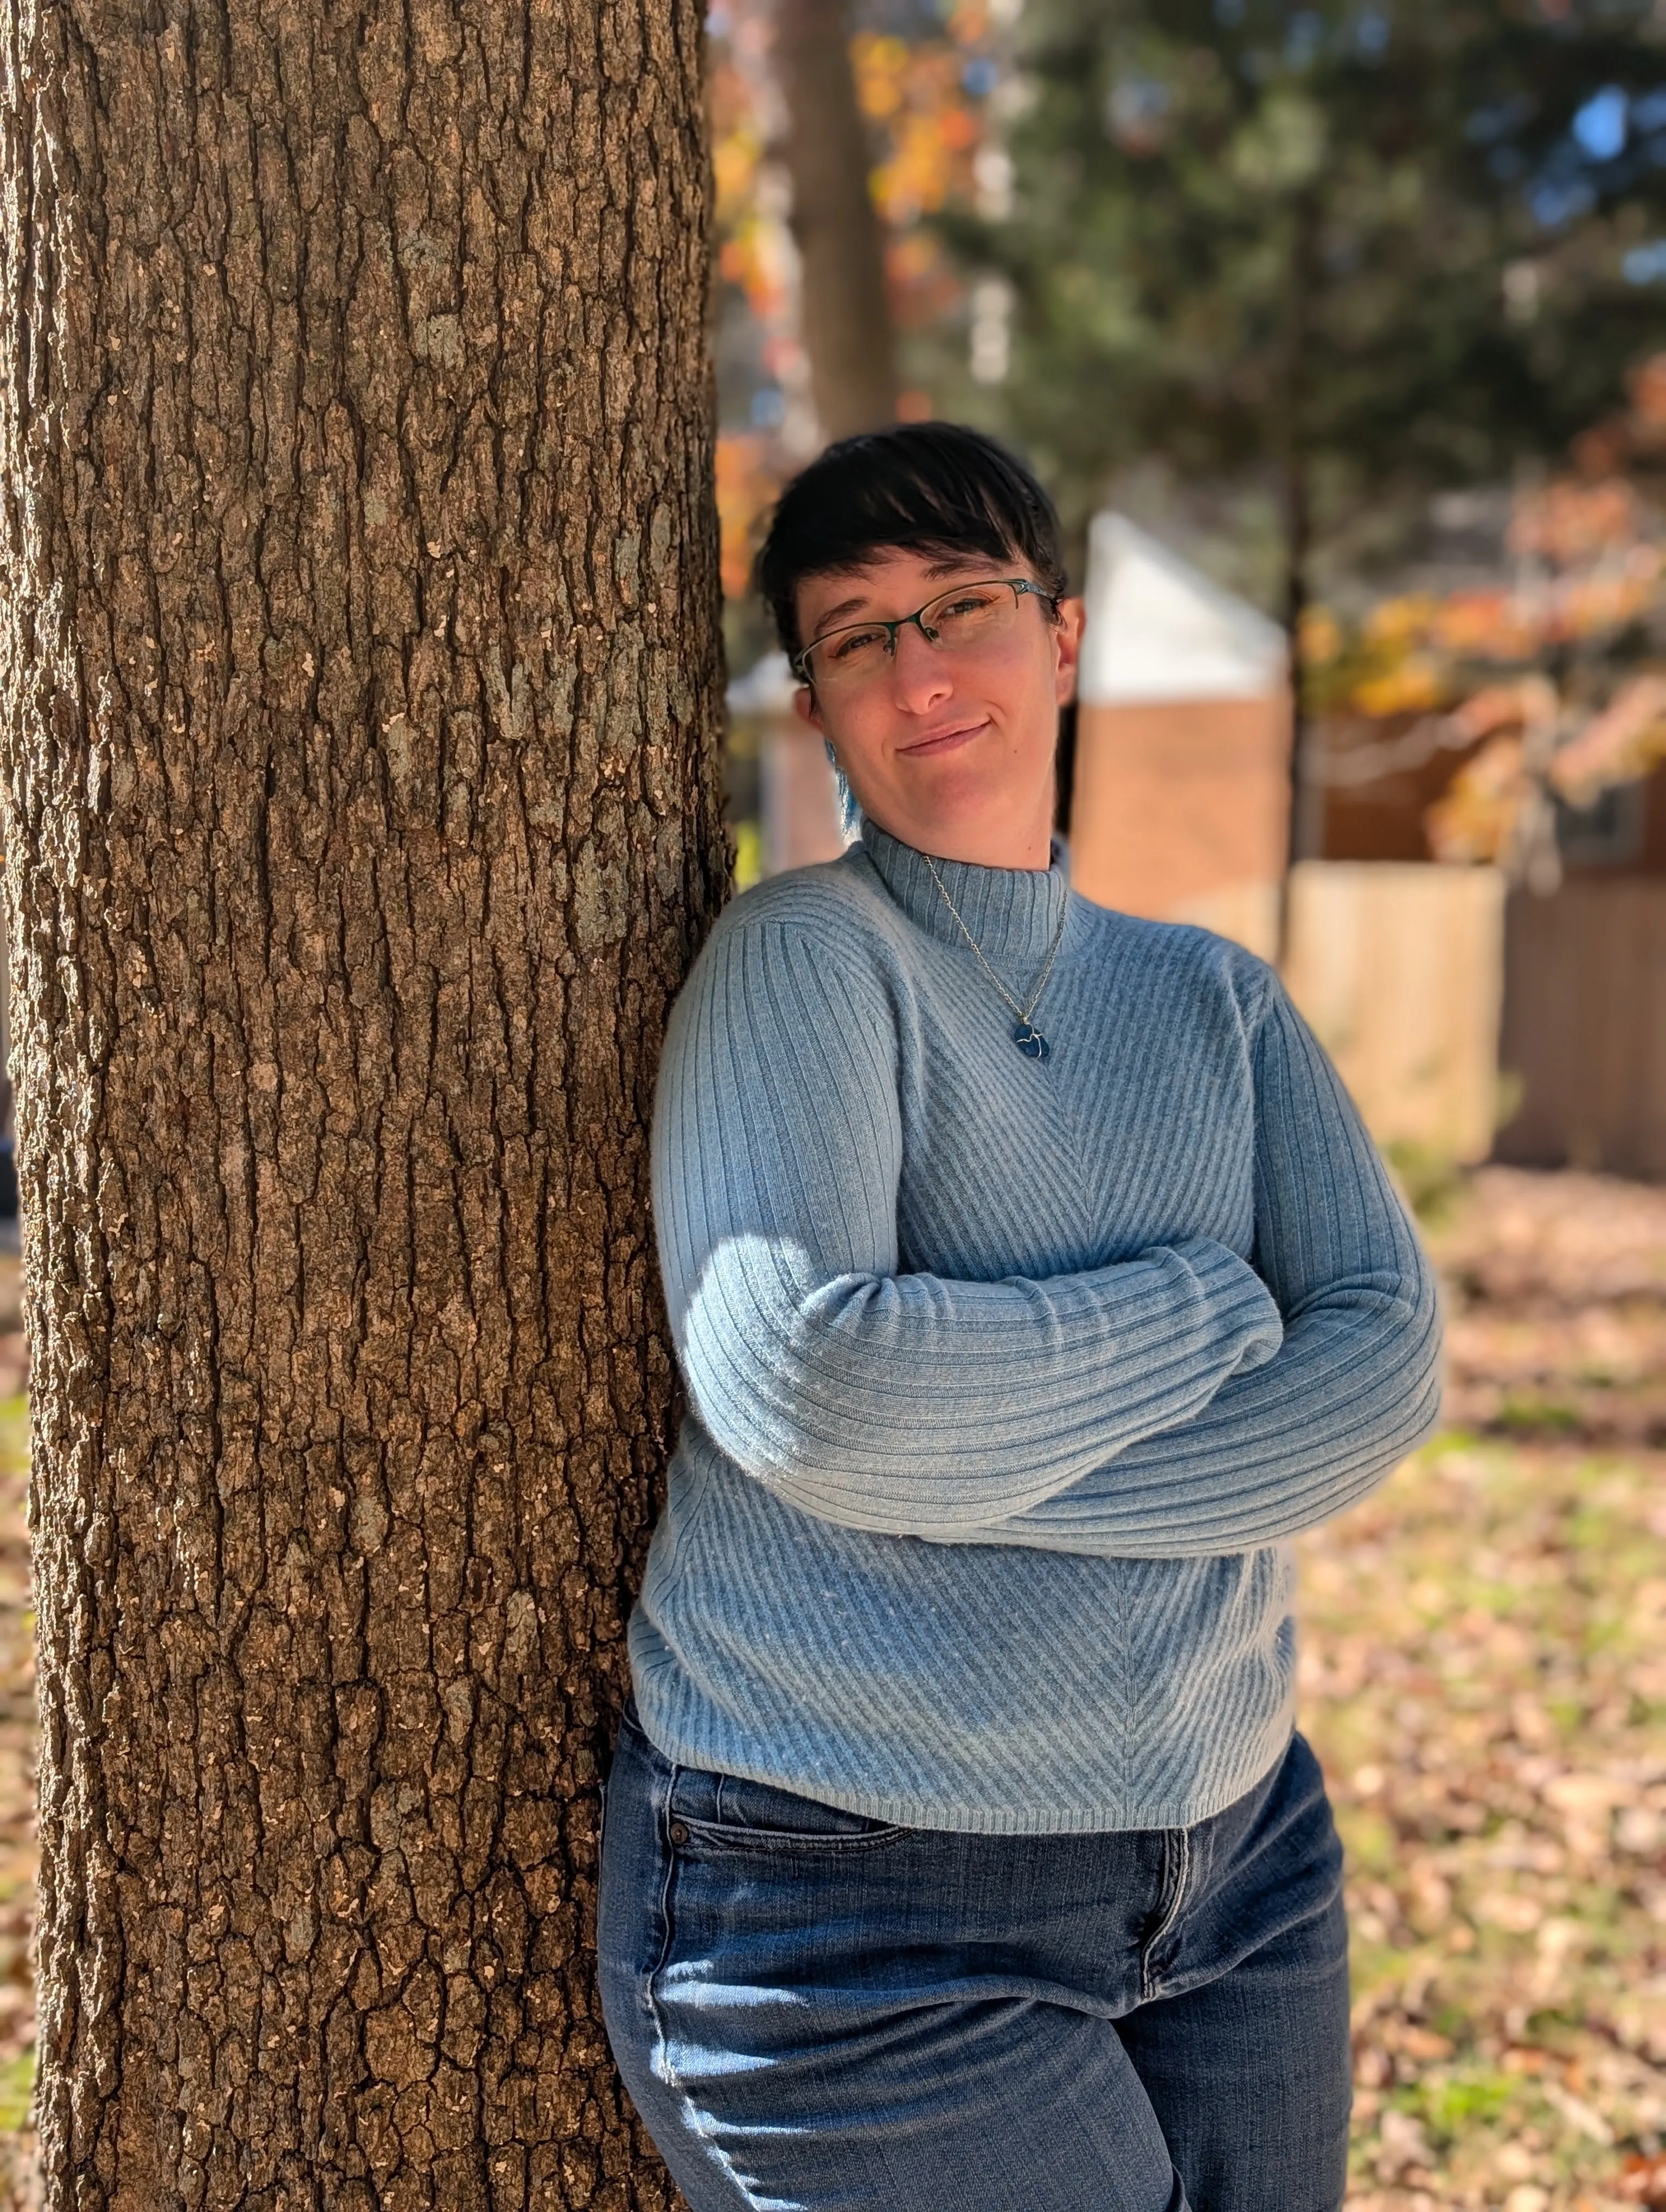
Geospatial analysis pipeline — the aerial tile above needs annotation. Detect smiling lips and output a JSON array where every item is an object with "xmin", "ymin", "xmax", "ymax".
[{"xmin": 897, "ymin": 718, "xmax": 989, "ymax": 758}]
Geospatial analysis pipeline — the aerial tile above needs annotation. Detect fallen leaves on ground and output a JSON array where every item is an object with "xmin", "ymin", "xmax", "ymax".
[
  {"xmin": 0, "ymin": 1168, "xmax": 1659, "ymax": 2209},
  {"xmin": 1306, "ymin": 1169, "xmax": 1666, "ymax": 2211}
]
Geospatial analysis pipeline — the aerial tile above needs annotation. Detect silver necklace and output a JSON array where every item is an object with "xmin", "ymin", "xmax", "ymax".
[{"xmin": 922, "ymin": 852, "xmax": 1068, "ymax": 1063}]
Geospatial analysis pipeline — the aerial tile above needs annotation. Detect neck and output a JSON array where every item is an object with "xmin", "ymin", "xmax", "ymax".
[
  {"xmin": 862, "ymin": 789, "xmax": 1056, "ymax": 871},
  {"xmin": 856, "ymin": 818, "xmax": 1069, "ymax": 970}
]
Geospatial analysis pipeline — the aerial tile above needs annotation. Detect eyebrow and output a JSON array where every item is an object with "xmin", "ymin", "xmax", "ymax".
[{"xmin": 806, "ymin": 558, "xmax": 1003, "ymax": 635}]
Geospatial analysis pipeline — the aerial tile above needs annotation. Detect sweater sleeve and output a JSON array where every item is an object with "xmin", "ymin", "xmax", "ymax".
[
  {"xmin": 970, "ymin": 979, "xmax": 1443, "ymax": 1557},
  {"xmin": 652, "ymin": 914, "xmax": 1284, "ymax": 1539}
]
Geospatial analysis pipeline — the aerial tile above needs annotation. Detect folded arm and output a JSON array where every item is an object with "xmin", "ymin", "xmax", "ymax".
[
  {"xmin": 653, "ymin": 916, "xmax": 1283, "ymax": 1539},
  {"xmin": 967, "ymin": 983, "xmax": 1443, "ymax": 1558}
]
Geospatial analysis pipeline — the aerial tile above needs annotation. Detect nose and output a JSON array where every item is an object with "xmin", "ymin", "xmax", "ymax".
[{"xmin": 888, "ymin": 619, "xmax": 954, "ymax": 713}]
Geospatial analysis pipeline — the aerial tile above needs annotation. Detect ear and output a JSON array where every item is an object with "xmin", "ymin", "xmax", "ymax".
[
  {"xmin": 1052, "ymin": 596, "xmax": 1086, "ymax": 706},
  {"xmin": 792, "ymin": 682, "xmax": 824, "ymax": 735}
]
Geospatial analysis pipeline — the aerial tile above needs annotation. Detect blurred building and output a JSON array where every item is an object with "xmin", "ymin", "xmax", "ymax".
[
  {"xmin": 1068, "ymin": 512, "xmax": 1508, "ymax": 1168},
  {"xmin": 725, "ymin": 512, "xmax": 1666, "ymax": 1180},
  {"xmin": 1069, "ymin": 513, "xmax": 1291, "ymax": 962},
  {"xmin": 727, "ymin": 653, "xmax": 846, "ymax": 879}
]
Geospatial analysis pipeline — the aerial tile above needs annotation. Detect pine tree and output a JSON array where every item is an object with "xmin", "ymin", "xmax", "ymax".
[{"xmin": 979, "ymin": 0, "xmax": 1666, "ymax": 621}]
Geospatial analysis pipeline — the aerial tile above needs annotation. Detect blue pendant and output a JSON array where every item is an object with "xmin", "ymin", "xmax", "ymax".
[{"xmin": 1013, "ymin": 1022, "xmax": 1050, "ymax": 1063}]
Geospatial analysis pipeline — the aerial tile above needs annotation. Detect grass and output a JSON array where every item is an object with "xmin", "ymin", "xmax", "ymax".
[{"xmin": 0, "ymin": 2054, "xmax": 32, "ymax": 2138}]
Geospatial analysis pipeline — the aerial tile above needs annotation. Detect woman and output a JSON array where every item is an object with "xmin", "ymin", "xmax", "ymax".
[{"xmin": 598, "ymin": 422, "xmax": 1441, "ymax": 2212}]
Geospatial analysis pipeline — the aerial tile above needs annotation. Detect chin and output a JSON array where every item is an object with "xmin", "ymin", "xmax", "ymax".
[
  {"xmin": 899, "ymin": 786, "xmax": 1044, "ymax": 855},
  {"xmin": 922, "ymin": 769, "xmax": 1036, "ymax": 820}
]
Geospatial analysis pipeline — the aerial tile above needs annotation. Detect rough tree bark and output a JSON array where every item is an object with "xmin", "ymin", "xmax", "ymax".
[
  {"xmin": 774, "ymin": 0, "xmax": 898, "ymax": 442},
  {"xmin": 0, "ymin": 0, "xmax": 727, "ymax": 2201}
]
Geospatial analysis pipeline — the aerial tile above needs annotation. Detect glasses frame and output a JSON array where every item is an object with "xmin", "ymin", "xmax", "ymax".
[{"xmin": 792, "ymin": 576, "xmax": 1058, "ymax": 688}]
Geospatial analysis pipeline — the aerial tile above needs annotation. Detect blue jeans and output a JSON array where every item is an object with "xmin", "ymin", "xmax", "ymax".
[{"xmin": 597, "ymin": 1705, "xmax": 1351, "ymax": 2211}]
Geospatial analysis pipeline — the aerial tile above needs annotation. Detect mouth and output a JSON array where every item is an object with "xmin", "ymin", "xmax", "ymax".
[{"xmin": 896, "ymin": 718, "xmax": 988, "ymax": 759}]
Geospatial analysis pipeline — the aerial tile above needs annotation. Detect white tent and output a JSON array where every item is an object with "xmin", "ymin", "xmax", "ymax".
[{"xmin": 1077, "ymin": 513, "xmax": 1286, "ymax": 706}]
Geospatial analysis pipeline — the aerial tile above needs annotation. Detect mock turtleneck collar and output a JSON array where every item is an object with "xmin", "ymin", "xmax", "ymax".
[{"xmin": 857, "ymin": 819, "xmax": 1071, "ymax": 969}]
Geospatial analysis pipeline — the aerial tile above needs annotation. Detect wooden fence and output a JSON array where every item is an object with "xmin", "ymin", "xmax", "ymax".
[
  {"xmin": 1494, "ymin": 877, "xmax": 1666, "ymax": 1181},
  {"xmin": 1282, "ymin": 861, "xmax": 1507, "ymax": 1165}
]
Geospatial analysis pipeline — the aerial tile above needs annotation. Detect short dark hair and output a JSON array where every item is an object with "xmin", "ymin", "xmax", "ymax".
[{"xmin": 755, "ymin": 421, "xmax": 1069, "ymax": 661}]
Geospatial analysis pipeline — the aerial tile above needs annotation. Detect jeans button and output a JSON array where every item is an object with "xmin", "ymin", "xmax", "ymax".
[{"xmin": 668, "ymin": 1820, "xmax": 689, "ymax": 1846}]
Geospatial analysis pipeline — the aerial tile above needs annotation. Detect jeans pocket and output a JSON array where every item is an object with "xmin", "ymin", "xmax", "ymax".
[{"xmin": 668, "ymin": 1765, "xmax": 907, "ymax": 1852}]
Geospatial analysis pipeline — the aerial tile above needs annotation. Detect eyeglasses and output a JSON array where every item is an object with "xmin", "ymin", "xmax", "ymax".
[{"xmin": 793, "ymin": 577, "xmax": 1057, "ymax": 691}]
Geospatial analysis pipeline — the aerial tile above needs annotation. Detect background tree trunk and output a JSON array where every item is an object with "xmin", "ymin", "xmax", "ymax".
[
  {"xmin": 1278, "ymin": 190, "xmax": 1319, "ymax": 961},
  {"xmin": 774, "ymin": 0, "xmax": 899, "ymax": 442},
  {"xmin": 0, "ymin": 0, "xmax": 726, "ymax": 2201}
]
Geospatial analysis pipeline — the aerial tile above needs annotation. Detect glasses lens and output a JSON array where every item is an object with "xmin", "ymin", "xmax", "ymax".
[
  {"xmin": 924, "ymin": 582, "xmax": 1020, "ymax": 648},
  {"xmin": 805, "ymin": 623, "xmax": 892, "ymax": 689},
  {"xmin": 803, "ymin": 584, "xmax": 1029, "ymax": 687}
]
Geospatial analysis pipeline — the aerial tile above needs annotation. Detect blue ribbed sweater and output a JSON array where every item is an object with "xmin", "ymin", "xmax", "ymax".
[{"xmin": 629, "ymin": 821, "xmax": 1443, "ymax": 1833}]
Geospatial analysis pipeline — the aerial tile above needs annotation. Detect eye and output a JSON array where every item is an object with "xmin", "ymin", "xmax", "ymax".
[
  {"xmin": 931, "ymin": 587, "xmax": 1007, "ymax": 629},
  {"xmin": 826, "ymin": 625, "xmax": 889, "ymax": 661}
]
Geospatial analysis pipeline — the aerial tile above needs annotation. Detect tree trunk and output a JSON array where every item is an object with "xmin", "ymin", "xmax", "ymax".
[
  {"xmin": 1282, "ymin": 448, "xmax": 1318, "ymax": 870},
  {"xmin": 0, "ymin": 0, "xmax": 727, "ymax": 2201},
  {"xmin": 774, "ymin": 0, "xmax": 899, "ymax": 442},
  {"xmin": 1278, "ymin": 190, "xmax": 1321, "ymax": 960}
]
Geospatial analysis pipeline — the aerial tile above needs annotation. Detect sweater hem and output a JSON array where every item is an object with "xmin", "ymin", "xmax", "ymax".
[{"xmin": 628, "ymin": 1698, "xmax": 1296, "ymax": 1837}]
